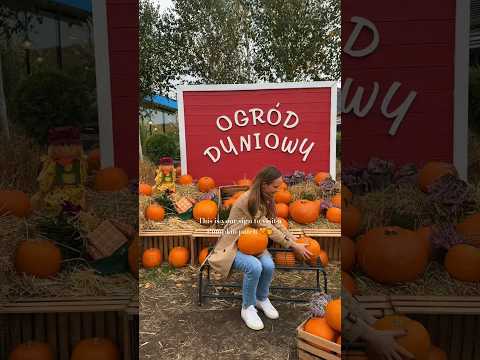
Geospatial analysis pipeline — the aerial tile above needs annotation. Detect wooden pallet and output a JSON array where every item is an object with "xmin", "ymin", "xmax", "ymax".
[
  {"xmin": 348, "ymin": 296, "xmax": 480, "ymax": 359},
  {"xmin": 297, "ymin": 317, "xmax": 341, "ymax": 360},
  {"xmin": 140, "ymin": 230, "xmax": 195, "ymax": 265}
]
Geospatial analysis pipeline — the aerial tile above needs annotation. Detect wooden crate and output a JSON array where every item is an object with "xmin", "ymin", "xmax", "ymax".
[
  {"xmin": 0, "ymin": 297, "xmax": 135, "ymax": 360},
  {"xmin": 297, "ymin": 317, "xmax": 341, "ymax": 360},
  {"xmin": 139, "ymin": 229, "xmax": 194, "ymax": 265},
  {"xmin": 303, "ymin": 229, "xmax": 341, "ymax": 261},
  {"xmin": 126, "ymin": 301, "xmax": 139, "ymax": 360},
  {"xmin": 349, "ymin": 296, "xmax": 480, "ymax": 359}
]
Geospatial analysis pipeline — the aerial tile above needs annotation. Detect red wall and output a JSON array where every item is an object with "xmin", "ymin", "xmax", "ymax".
[
  {"xmin": 106, "ymin": 0, "xmax": 139, "ymax": 179},
  {"xmin": 182, "ymin": 87, "xmax": 334, "ymax": 186},
  {"xmin": 341, "ymin": 0, "xmax": 456, "ymax": 168}
]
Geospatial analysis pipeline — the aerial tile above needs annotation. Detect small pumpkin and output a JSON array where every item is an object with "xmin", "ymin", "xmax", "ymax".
[
  {"xmin": 356, "ymin": 227, "xmax": 429, "ymax": 284},
  {"xmin": 193, "ymin": 200, "xmax": 218, "ymax": 224},
  {"xmin": 456, "ymin": 213, "xmax": 480, "ymax": 248},
  {"xmin": 373, "ymin": 315, "xmax": 430, "ymax": 360},
  {"xmin": 139, "ymin": 183, "xmax": 153, "ymax": 196},
  {"xmin": 304, "ymin": 317, "xmax": 336, "ymax": 341},
  {"xmin": 71, "ymin": 337, "xmax": 119, "ymax": 360},
  {"xmin": 342, "ymin": 205, "xmax": 362, "ymax": 237},
  {"xmin": 318, "ymin": 249, "xmax": 329, "ymax": 267},
  {"xmin": 326, "ymin": 207, "xmax": 341, "ymax": 223},
  {"xmin": 177, "ymin": 174, "xmax": 193, "ymax": 185},
  {"xmin": 128, "ymin": 237, "xmax": 140, "ymax": 275},
  {"xmin": 168, "ymin": 247, "xmax": 190, "ymax": 268},
  {"xmin": 0, "ymin": 190, "xmax": 32, "ymax": 218},
  {"xmin": 197, "ymin": 176, "xmax": 216, "ymax": 192},
  {"xmin": 94, "ymin": 167, "xmax": 129, "ymax": 191},
  {"xmin": 279, "ymin": 181, "xmax": 288, "ymax": 191},
  {"xmin": 274, "ymin": 251, "xmax": 296, "ymax": 267},
  {"xmin": 314, "ymin": 172, "xmax": 330, "ymax": 185},
  {"xmin": 341, "ymin": 236, "xmax": 355, "ymax": 272},
  {"xmin": 142, "ymin": 248, "xmax": 162, "ymax": 269},
  {"xmin": 145, "ymin": 204, "xmax": 165, "ymax": 222},
  {"xmin": 278, "ymin": 217, "xmax": 289, "ymax": 229},
  {"xmin": 238, "ymin": 226, "xmax": 269, "ymax": 256},
  {"xmin": 274, "ymin": 190, "xmax": 292, "ymax": 204},
  {"xmin": 290, "ymin": 200, "xmax": 319, "ymax": 224},
  {"xmin": 237, "ymin": 177, "xmax": 252, "ymax": 187},
  {"xmin": 342, "ymin": 271, "xmax": 359, "ymax": 295},
  {"xmin": 325, "ymin": 298, "xmax": 341, "ymax": 332},
  {"xmin": 418, "ymin": 161, "xmax": 457, "ymax": 192},
  {"xmin": 15, "ymin": 239, "xmax": 62, "ymax": 278},
  {"xmin": 198, "ymin": 247, "xmax": 209, "ymax": 264},
  {"xmin": 444, "ymin": 244, "xmax": 480, "ymax": 282},
  {"xmin": 331, "ymin": 194, "xmax": 341, "ymax": 208},
  {"xmin": 87, "ymin": 148, "xmax": 101, "ymax": 172},
  {"xmin": 9, "ymin": 341, "xmax": 53, "ymax": 360},
  {"xmin": 295, "ymin": 236, "xmax": 321, "ymax": 265},
  {"xmin": 275, "ymin": 203, "xmax": 289, "ymax": 218}
]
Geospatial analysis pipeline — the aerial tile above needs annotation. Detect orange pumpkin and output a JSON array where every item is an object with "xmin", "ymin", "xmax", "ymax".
[
  {"xmin": 193, "ymin": 200, "xmax": 218, "ymax": 224},
  {"xmin": 198, "ymin": 247, "xmax": 209, "ymax": 264},
  {"xmin": 342, "ymin": 185, "xmax": 353, "ymax": 205},
  {"xmin": 373, "ymin": 315, "xmax": 430, "ymax": 360},
  {"xmin": 71, "ymin": 337, "xmax": 119, "ymax": 360},
  {"xmin": 326, "ymin": 207, "xmax": 341, "ymax": 223},
  {"xmin": 416, "ymin": 226, "xmax": 433, "ymax": 258},
  {"xmin": 139, "ymin": 183, "xmax": 153, "ymax": 196},
  {"xmin": 341, "ymin": 236, "xmax": 355, "ymax": 272},
  {"xmin": 279, "ymin": 181, "xmax": 288, "ymax": 191},
  {"xmin": 197, "ymin": 176, "xmax": 216, "ymax": 192},
  {"xmin": 290, "ymin": 200, "xmax": 319, "ymax": 224},
  {"xmin": 357, "ymin": 227, "xmax": 429, "ymax": 284},
  {"xmin": 94, "ymin": 167, "xmax": 129, "ymax": 191},
  {"xmin": 314, "ymin": 172, "xmax": 330, "ymax": 185},
  {"xmin": 295, "ymin": 236, "xmax": 321, "ymax": 265},
  {"xmin": 0, "ymin": 190, "xmax": 32, "ymax": 218},
  {"xmin": 168, "ymin": 246, "xmax": 190, "ymax": 268},
  {"xmin": 418, "ymin": 161, "xmax": 457, "ymax": 192},
  {"xmin": 15, "ymin": 239, "xmax": 62, "ymax": 278},
  {"xmin": 87, "ymin": 148, "xmax": 101, "ymax": 172},
  {"xmin": 342, "ymin": 271, "xmax": 359, "ymax": 295},
  {"xmin": 274, "ymin": 251, "xmax": 296, "ymax": 267},
  {"xmin": 456, "ymin": 213, "xmax": 480, "ymax": 248},
  {"xmin": 278, "ymin": 217, "xmax": 289, "ymax": 229},
  {"xmin": 304, "ymin": 317, "xmax": 336, "ymax": 341},
  {"xmin": 274, "ymin": 190, "xmax": 292, "ymax": 204},
  {"xmin": 325, "ymin": 298, "xmax": 341, "ymax": 332},
  {"xmin": 9, "ymin": 341, "xmax": 54, "ymax": 360},
  {"xmin": 318, "ymin": 249, "xmax": 329, "ymax": 267},
  {"xmin": 342, "ymin": 205, "xmax": 362, "ymax": 237},
  {"xmin": 444, "ymin": 244, "xmax": 480, "ymax": 282},
  {"xmin": 238, "ymin": 227, "xmax": 269, "ymax": 255},
  {"xmin": 177, "ymin": 174, "xmax": 193, "ymax": 185},
  {"xmin": 128, "ymin": 237, "xmax": 140, "ymax": 276},
  {"xmin": 275, "ymin": 203, "xmax": 289, "ymax": 218},
  {"xmin": 336, "ymin": 336, "xmax": 341, "ymax": 345},
  {"xmin": 142, "ymin": 248, "xmax": 162, "ymax": 269},
  {"xmin": 237, "ymin": 177, "xmax": 253, "ymax": 187},
  {"xmin": 145, "ymin": 204, "xmax": 165, "ymax": 222},
  {"xmin": 428, "ymin": 346, "xmax": 447, "ymax": 360},
  {"xmin": 331, "ymin": 194, "xmax": 341, "ymax": 208}
]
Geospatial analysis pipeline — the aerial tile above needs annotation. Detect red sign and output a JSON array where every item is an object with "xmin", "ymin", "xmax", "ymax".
[
  {"xmin": 341, "ymin": 0, "xmax": 469, "ymax": 178},
  {"xmin": 178, "ymin": 83, "xmax": 337, "ymax": 186}
]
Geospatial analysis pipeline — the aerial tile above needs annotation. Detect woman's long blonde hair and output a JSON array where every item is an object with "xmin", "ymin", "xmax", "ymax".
[{"xmin": 247, "ymin": 166, "xmax": 282, "ymax": 221}]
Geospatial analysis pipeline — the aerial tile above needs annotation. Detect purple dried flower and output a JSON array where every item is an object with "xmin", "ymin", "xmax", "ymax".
[
  {"xmin": 430, "ymin": 223, "xmax": 465, "ymax": 250},
  {"xmin": 199, "ymin": 191, "xmax": 216, "ymax": 201},
  {"xmin": 318, "ymin": 178, "xmax": 336, "ymax": 193},
  {"xmin": 309, "ymin": 293, "xmax": 333, "ymax": 317},
  {"xmin": 393, "ymin": 163, "xmax": 418, "ymax": 185},
  {"xmin": 62, "ymin": 201, "xmax": 82, "ymax": 216},
  {"xmin": 321, "ymin": 200, "xmax": 333, "ymax": 210},
  {"xmin": 129, "ymin": 179, "xmax": 139, "ymax": 194},
  {"xmin": 342, "ymin": 165, "xmax": 372, "ymax": 195},
  {"xmin": 367, "ymin": 157, "xmax": 395, "ymax": 175}
]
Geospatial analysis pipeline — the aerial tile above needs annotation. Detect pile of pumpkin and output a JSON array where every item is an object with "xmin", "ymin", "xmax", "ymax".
[
  {"xmin": 0, "ymin": 166, "xmax": 140, "ymax": 280},
  {"xmin": 141, "ymin": 246, "xmax": 192, "ymax": 270},
  {"xmin": 8, "ymin": 337, "xmax": 120, "ymax": 360},
  {"xmin": 341, "ymin": 161, "xmax": 480, "ymax": 292},
  {"xmin": 350, "ymin": 315, "xmax": 447, "ymax": 360},
  {"xmin": 302, "ymin": 297, "xmax": 342, "ymax": 348}
]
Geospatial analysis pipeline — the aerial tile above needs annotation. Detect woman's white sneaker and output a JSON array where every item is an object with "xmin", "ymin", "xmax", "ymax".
[
  {"xmin": 256, "ymin": 298, "xmax": 279, "ymax": 319},
  {"xmin": 241, "ymin": 305, "xmax": 264, "ymax": 330}
]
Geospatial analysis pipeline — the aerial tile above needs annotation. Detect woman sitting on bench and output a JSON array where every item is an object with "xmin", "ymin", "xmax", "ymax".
[{"xmin": 207, "ymin": 166, "xmax": 312, "ymax": 330}]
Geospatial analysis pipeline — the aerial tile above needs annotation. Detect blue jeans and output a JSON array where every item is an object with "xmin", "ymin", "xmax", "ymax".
[{"xmin": 232, "ymin": 251, "xmax": 275, "ymax": 308}]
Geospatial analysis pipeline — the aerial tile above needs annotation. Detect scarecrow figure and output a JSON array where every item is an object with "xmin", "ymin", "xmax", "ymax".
[
  {"xmin": 33, "ymin": 127, "xmax": 88, "ymax": 214},
  {"xmin": 154, "ymin": 157, "xmax": 176, "ymax": 193}
]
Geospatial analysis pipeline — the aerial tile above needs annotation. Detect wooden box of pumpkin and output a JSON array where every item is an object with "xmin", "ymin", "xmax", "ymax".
[
  {"xmin": 218, "ymin": 185, "xmax": 250, "ymax": 211},
  {"xmin": 297, "ymin": 316, "xmax": 341, "ymax": 360}
]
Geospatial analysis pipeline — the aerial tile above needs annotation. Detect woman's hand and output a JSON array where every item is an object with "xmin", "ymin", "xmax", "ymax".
[
  {"xmin": 364, "ymin": 326, "xmax": 414, "ymax": 360},
  {"xmin": 290, "ymin": 241, "xmax": 313, "ymax": 260}
]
